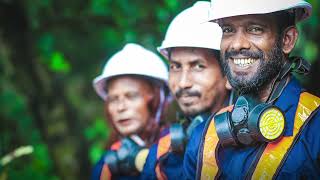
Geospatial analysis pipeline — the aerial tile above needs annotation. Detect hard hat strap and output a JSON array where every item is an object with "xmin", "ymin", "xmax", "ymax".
[{"xmin": 155, "ymin": 87, "xmax": 165, "ymax": 123}]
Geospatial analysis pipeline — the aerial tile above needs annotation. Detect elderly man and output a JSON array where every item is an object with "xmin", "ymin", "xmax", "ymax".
[
  {"xmin": 141, "ymin": 1, "xmax": 230, "ymax": 179},
  {"xmin": 184, "ymin": 0, "xmax": 320, "ymax": 179}
]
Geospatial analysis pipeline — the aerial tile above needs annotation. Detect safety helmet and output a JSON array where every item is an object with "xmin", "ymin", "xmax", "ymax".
[
  {"xmin": 208, "ymin": 0, "xmax": 312, "ymax": 23},
  {"xmin": 158, "ymin": 1, "xmax": 222, "ymax": 59},
  {"xmin": 93, "ymin": 43, "xmax": 169, "ymax": 101}
]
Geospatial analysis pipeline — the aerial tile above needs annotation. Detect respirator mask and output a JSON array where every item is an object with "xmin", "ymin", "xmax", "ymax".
[
  {"xmin": 169, "ymin": 113, "xmax": 210, "ymax": 153},
  {"xmin": 215, "ymin": 57, "xmax": 310, "ymax": 146},
  {"xmin": 103, "ymin": 136, "xmax": 149, "ymax": 175}
]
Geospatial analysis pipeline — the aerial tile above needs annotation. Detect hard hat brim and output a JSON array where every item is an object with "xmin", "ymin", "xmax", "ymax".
[{"xmin": 208, "ymin": 1, "xmax": 312, "ymax": 23}]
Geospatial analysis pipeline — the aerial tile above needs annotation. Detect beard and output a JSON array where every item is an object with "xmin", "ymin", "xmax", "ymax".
[{"xmin": 220, "ymin": 39, "xmax": 285, "ymax": 95}]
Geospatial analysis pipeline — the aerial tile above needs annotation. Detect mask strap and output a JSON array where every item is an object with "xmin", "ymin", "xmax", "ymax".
[
  {"xmin": 267, "ymin": 57, "xmax": 310, "ymax": 104},
  {"xmin": 130, "ymin": 134, "xmax": 146, "ymax": 147},
  {"xmin": 266, "ymin": 62, "xmax": 292, "ymax": 104}
]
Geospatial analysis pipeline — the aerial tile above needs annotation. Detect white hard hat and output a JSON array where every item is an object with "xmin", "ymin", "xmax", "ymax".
[
  {"xmin": 93, "ymin": 43, "xmax": 169, "ymax": 101},
  {"xmin": 158, "ymin": 1, "xmax": 222, "ymax": 58},
  {"xmin": 208, "ymin": 0, "xmax": 312, "ymax": 23}
]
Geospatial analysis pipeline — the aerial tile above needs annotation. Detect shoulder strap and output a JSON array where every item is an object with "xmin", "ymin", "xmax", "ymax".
[
  {"xmin": 100, "ymin": 164, "xmax": 112, "ymax": 180},
  {"xmin": 200, "ymin": 105, "xmax": 234, "ymax": 179},
  {"xmin": 252, "ymin": 92, "xmax": 320, "ymax": 179},
  {"xmin": 110, "ymin": 141, "xmax": 121, "ymax": 150},
  {"xmin": 155, "ymin": 134, "xmax": 171, "ymax": 180},
  {"xmin": 100, "ymin": 141, "xmax": 122, "ymax": 180}
]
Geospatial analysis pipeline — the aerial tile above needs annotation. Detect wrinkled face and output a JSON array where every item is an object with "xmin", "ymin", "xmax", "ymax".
[
  {"xmin": 106, "ymin": 76, "xmax": 154, "ymax": 136},
  {"xmin": 219, "ymin": 14, "xmax": 285, "ymax": 94},
  {"xmin": 169, "ymin": 47, "xmax": 226, "ymax": 116}
]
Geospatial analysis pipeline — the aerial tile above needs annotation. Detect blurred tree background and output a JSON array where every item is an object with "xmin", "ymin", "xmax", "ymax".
[{"xmin": 0, "ymin": 0, "xmax": 319, "ymax": 179}]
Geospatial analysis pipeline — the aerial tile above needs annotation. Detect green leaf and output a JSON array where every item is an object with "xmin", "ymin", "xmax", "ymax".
[
  {"xmin": 49, "ymin": 52, "xmax": 71, "ymax": 73},
  {"xmin": 90, "ymin": 0, "xmax": 111, "ymax": 16},
  {"xmin": 303, "ymin": 42, "xmax": 318, "ymax": 64}
]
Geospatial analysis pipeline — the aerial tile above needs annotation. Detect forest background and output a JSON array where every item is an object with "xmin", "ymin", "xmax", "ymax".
[{"xmin": 0, "ymin": 0, "xmax": 319, "ymax": 179}]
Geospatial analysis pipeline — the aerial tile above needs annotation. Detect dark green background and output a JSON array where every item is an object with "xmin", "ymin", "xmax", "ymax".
[{"xmin": 0, "ymin": 0, "xmax": 319, "ymax": 179}]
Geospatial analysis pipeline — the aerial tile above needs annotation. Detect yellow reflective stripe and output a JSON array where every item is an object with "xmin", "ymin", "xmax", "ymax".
[
  {"xmin": 200, "ymin": 120, "xmax": 219, "ymax": 180},
  {"xmin": 201, "ymin": 105, "xmax": 234, "ymax": 180},
  {"xmin": 252, "ymin": 92, "xmax": 320, "ymax": 179}
]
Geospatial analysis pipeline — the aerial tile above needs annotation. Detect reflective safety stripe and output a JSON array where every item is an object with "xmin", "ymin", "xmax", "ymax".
[
  {"xmin": 200, "ymin": 105, "xmax": 234, "ymax": 180},
  {"xmin": 252, "ymin": 92, "xmax": 320, "ymax": 179},
  {"xmin": 155, "ymin": 134, "xmax": 171, "ymax": 180},
  {"xmin": 100, "ymin": 141, "xmax": 121, "ymax": 180},
  {"xmin": 100, "ymin": 164, "xmax": 112, "ymax": 180},
  {"xmin": 110, "ymin": 141, "xmax": 121, "ymax": 150}
]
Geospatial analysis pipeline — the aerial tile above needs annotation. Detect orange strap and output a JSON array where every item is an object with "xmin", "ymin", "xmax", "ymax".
[
  {"xmin": 100, "ymin": 141, "xmax": 122, "ymax": 180},
  {"xmin": 155, "ymin": 134, "xmax": 171, "ymax": 180},
  {"xmin": 252, "ymin": 92, "xmax": 320, "ymax": 179},
  {"xmin": 110, "ymin": 141, "xmax": 121, "ymax": 150},
  {"xmin": 200, "ymin": 105, "xmax": 234, "ymax": 180},
  {"xmin": 100, "ymin": 164, "xmax": 112, "ymax": 180}
]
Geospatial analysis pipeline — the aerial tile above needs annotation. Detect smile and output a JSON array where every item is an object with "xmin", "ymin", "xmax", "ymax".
[{"xmin": 233, "ymin": 58, "xmax": 257, "ymax": 67}]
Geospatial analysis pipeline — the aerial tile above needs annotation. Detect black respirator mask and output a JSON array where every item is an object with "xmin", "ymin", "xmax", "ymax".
[
  {"xmin": 215, "ymin": 57, "xmax": 310, "ymax": 146},
  {"xmin": 169, "ymin": 113, "xmax": 209, "ymax": 153},
  {"xmin": 103, "ymin": 136, "xmax": 149, "ymax": 175}
]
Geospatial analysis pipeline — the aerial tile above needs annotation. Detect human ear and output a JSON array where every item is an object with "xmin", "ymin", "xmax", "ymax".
[
  {"xmin": 282, "ymin": 26, "xmax": 298, "ymax": 54},
  {"xmin": 225, "ymin": 77, "xmax": 232, "ymax": 90}
]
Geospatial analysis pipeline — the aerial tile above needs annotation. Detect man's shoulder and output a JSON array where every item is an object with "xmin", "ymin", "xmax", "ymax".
[{"xmin": 193, "ymin": 119, "xmax": 208, "ymax": 136}]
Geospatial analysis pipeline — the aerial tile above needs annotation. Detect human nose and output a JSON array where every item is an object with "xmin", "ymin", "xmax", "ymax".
[
  {"xmin": 116, "ymin": 98, "xmax": 128, "ymax": 112},
  {"xmin": 230, "ymin": 30, "xmax": 250, "ymax": 52},
  {"xmin": 178, "ymin": 70, "xmax": 192, "ymax": 89}
]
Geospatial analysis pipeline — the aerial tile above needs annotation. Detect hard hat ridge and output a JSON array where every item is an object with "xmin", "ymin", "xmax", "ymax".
[
  {"xmin": 158, "ymin": 1, "xmax": 222, "ymax": 58},
  {"xmin": 93, "ymin": 43, "xmax": 169, "ymax": 101}
]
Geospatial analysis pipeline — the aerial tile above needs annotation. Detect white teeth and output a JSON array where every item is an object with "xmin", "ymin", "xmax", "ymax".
[{"xmin": 233, "ymin": 58, "xmax": 256, "ymax": 67}]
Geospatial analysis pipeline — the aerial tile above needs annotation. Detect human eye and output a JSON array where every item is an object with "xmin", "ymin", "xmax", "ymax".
[
  {"xmin": 126, "ymin": 92, "xmax": 140, "ymax": 100},
  {"xmin": 193, "ymin": 63, "xmax": 205, "ymax": 71},
  {"xmin": 170, "ymin": 62, "xmax": 181, "ymax": 72},
  {"xmin": 221, "ymin": 25, "xmax": 234, "ymax": 34},
  {"xmin": 247, "ymin": 25, "xmax": 264, "ymax": 34},
  {"xmin": 107, "ymin": 96, "xmax": 118, "ymax": 104}
]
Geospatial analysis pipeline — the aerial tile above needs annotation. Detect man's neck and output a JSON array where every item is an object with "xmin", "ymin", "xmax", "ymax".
[
  {"xmin": 257, "ymin": 75, "xmax": 290, "ymax": 102},
  {"xmin": 210, "ymin": 90, "xmax": 230, "ymax": 114}
]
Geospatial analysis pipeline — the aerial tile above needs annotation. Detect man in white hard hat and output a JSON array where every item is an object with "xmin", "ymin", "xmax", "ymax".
[
  {"xmin": 91, "ymin": 43, "xmax": 171, "ymax": 180},
  {"xmin": 183, "ymin": 0, "xmax": 320, "ymax": 179},
  {"xmin": 141, "ymin": 2, "xmax": 230, "ymax": 179}
]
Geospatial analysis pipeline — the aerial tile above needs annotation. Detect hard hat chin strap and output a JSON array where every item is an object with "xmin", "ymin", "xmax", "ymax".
[{"xmin": 155, "ymin": 86, "xmax": 166, "ymax": 124}]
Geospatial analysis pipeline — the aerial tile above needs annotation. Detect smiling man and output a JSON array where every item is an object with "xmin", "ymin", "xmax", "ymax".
[{"xmin": 183, "ymin": 0, "xmax": 320, "ymax": 179}]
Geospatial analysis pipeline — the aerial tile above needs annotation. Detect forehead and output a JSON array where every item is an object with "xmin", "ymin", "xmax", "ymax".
[
  {"xmin": 170, "ymin": 47, "xmax": 217, "ymax": 63},
  {"xmin": 107, "ymin": 76, "xmax": 152, "ymax": 93},
  {"xmin": 219, "ymin": 14, "xmax": 277, "ymax": 27}
]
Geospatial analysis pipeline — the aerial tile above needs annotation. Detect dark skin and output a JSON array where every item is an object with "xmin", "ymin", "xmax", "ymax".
[
  {"xmin": 169, "ymin": 47, "xmax": 227, "ymax": 116},
  {"xmin": 219, "ymin": 14, "xmax": 298, "ymax": 101}
]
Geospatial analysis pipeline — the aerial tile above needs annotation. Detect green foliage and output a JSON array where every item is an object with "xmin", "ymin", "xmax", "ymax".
[
  {"xmin": 1, "ymin": 0, "xmax": 319, "ymax": 179},
  {"xmin": 49, "ymin": 52, "xmax": 71, "ymax": 73},
  {"xmin": 0, "ymin": 83, "xmax": 56, "ymax": 179},
  {"xmin": 84, "ymin": 118, "xmax": 110, "ymax": 164}
]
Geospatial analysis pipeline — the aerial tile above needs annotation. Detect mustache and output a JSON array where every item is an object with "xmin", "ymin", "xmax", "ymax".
[
  {"xmin": 175, "ymin": 89, "xmax": 201, "ymax": 99},
  {"xmin": 224, "ymin": 49, "xmax": 263, "ymax": 60}
]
